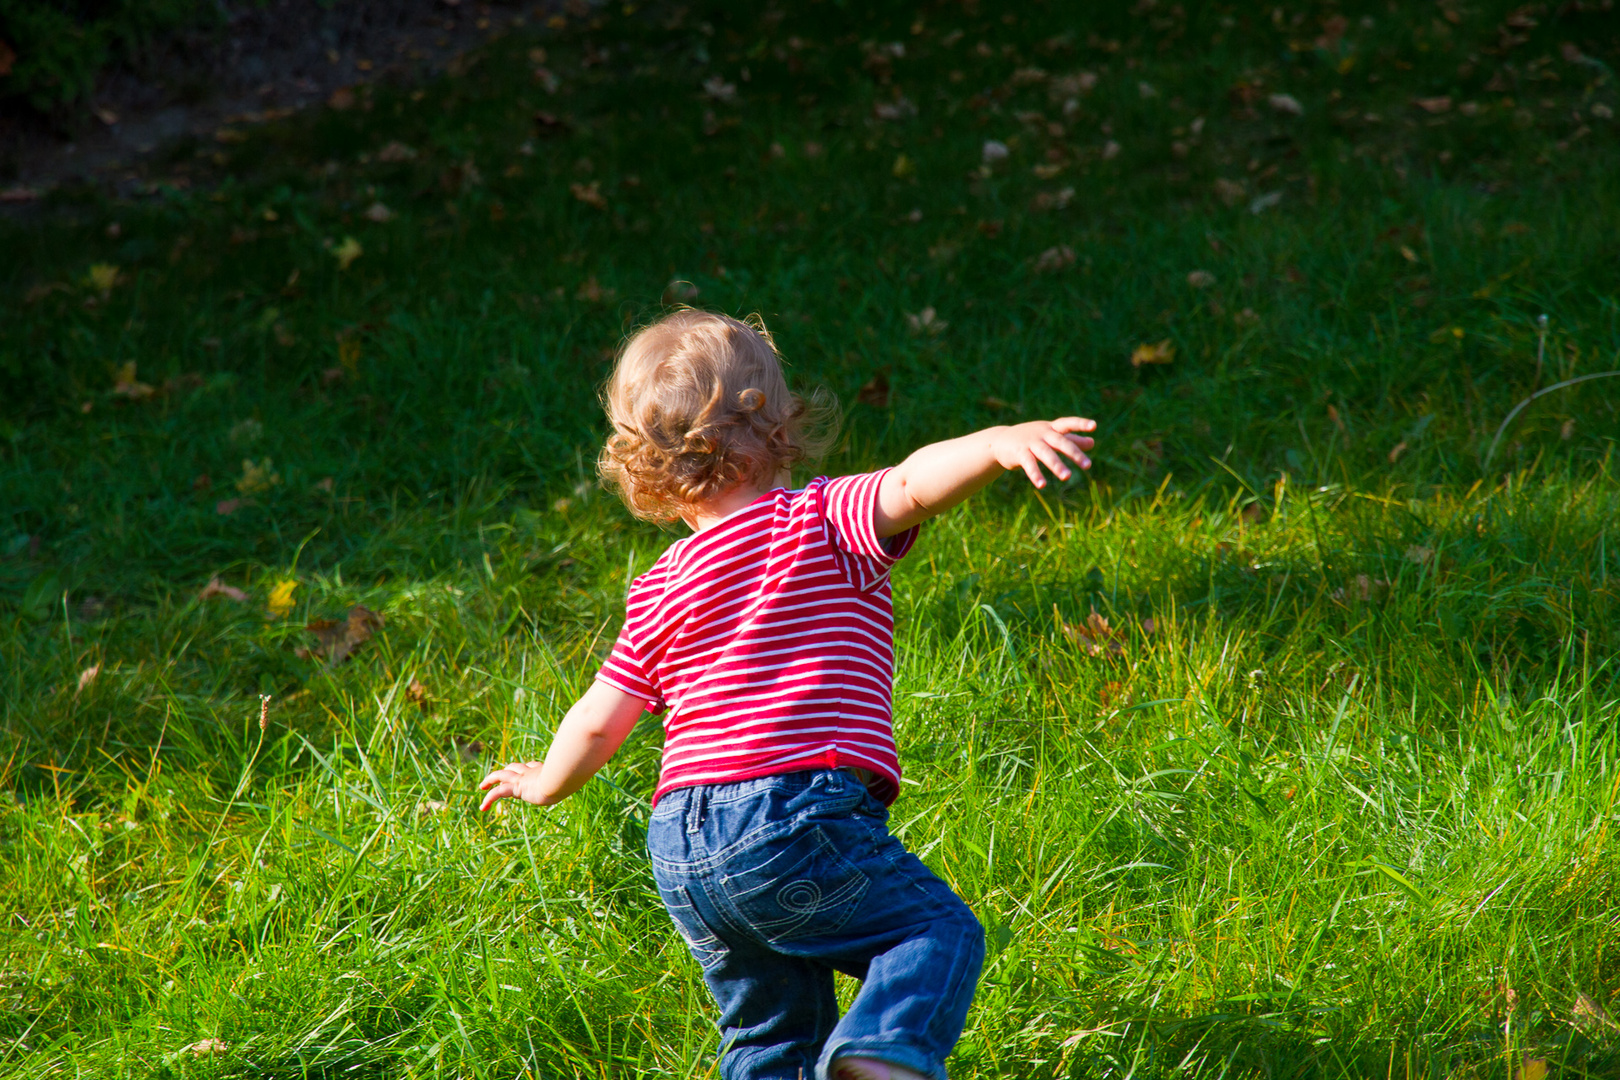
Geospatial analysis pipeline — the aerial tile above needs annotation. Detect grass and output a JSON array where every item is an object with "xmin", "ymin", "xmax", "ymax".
[{"xmin": 3, "ymin": 0, "xmax": 1619, "ymax": 1076}]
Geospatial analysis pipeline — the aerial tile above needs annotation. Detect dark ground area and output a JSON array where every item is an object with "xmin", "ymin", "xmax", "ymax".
[{"xmin": 1, "ymin": 0, "xmax": 579, "ymax": 198}]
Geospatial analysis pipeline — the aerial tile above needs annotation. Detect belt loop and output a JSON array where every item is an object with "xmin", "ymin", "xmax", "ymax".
[{"xmin": 686, "ymin": 787, "xmax": 709, "ymax": 835}]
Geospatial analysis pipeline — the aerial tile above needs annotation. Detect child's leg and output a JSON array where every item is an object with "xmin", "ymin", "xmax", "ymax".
[
  {"xmin": 811, "ymin": 839, "xmax": 983, "ymax": 1080},
  {"xmin": 649, "ymin": 771, "xmax": 984, "ymax": 1080}
]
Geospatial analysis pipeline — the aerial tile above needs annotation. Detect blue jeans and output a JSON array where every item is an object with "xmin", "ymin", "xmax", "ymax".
[{"xmin": 647, "ymin": 769, "xmax": 984, "ymax": 1080}]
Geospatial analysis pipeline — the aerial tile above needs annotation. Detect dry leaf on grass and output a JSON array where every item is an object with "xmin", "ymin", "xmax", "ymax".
[
  {"xmin": 407, "ymin": 678, "xmax": 430, "ymax": 710},
  {"xmin": 375, "ymin": 141, "xmax": 417, "ymax": 162},
  {"xmin": 905, "ymin": 308, "xmax": 946, "ymax": 336},
  {"xmin": 77, "ymin": 665, "xmax": 100, "ymax": 693},
  {"xmin": 570, "ymin": 181, "xmax": 606, "ymax": 209},
  {"xmin": 1063, "ymin": 612, "xmax": 1124, "ymax": 657},
  {"xmin": 112, "ymin": 361, "xmax": 155, "ymax": 400},
  {"xmin": 1268, "ymin": 93, "xmax": 1304, "ymax": 116},
  {"xmin": 362, "ymin": 202, "xmax": 393, "ymax": 223},
  {"xmin": 295, "ymin": 605, "xmax": 384, "ymax": 665},
  {"xmin": 1130, "ymin": 339, "xmax": 1175, "ymax": 367},
  {"xmin": 198, "ymin": 577, "xmax": 248, "ymax": 602},
  {"xmin": 1573, "ymin": 991, "xmax": 1619, "ymax": 1034},
  {"xmin": 662, "ymin": 279, "xmax": 700, "ymax": 305},
  {"xmin": 1413, "ymin": 95, "xmax": 1453, "ymax": 114},
  {"xmin": 266, "ymin": 580, "xmax": 298, "ymax": 618},
  {"xmin": 331, "ymin": 236, "xmax": 363, "ymax": 270},
  {"xmin": 857, "ymin": 373, "xmax": 891, "ymax": 408},
  {"xmin": 179, "ymin": 1038, "xmax": 228, "ymax": 1057},
  {"xmin": 1033, "ymin": 244, "xmax": 1076, "ymax": 273},
  {"xmin": 1186, "ymin": 269, "xmax": 1216, "ymax": 288}
]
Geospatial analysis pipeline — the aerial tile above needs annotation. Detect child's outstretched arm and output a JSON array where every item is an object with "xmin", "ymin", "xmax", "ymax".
[
  {"xmin": 875, "ymin": 418, "xmax": 1096, "ymax": 538},
  {"xmin": 477, "ymin": 680, "xmax": 646, "ymax": 811}
]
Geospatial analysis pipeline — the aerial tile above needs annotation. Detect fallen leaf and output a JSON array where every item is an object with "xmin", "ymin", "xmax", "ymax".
[
  {"xmin": 873, "ymin": 96, "xmax": 917, "ymax": 121},
  {"xmin": 982, "ymin": 139, "xmax": 1010, "ymax": 164},
  {"xmin": 1413, "ymin": 95, "xmax": 1453, "ymax": 114},
  {"xmin": 0, "ymin": 185, "xmax": 41, "ymax": 203},
  {"xmin": 180, "ymin": 1039, "xmax": 228, "ymax": 1057},
  {"xmin": 215, "ymin": 498, "xmax": 243, "ymax": 515},
  {"xmin": 236, "ymin": 458, "xmax": 280, "ymax": 494},
  {"xmin": 112, "ymin": 361, "xmax": 155, "ymax": 400},
  {"xmin": 1573, "ymin": 991, "xmax": 1619, "ymax": 1034},
  {"xmin": 407, "ymin": 678, "xmax": 430, "ymax": 710},
  {"xmin": 703, "ymin": 75, "xmax": 737, "ymax": 102},
  {"xmin": 534, "ymin": 110, "xmax": 570, "ymax": 137},
  {"xmin": 892, "ymin": 153, "xmax": 915, "ymax": 178},
  {"xmin": 1033, "ymin": 244, "xmax": 1076, "ymax": 273},
  {"xmin": 1101, "ymin": 139, "xmax": 1121, "ymax": 160},
  {"xmin": 331, "ymin": 236, "xmax": 363, "ymax": 270},
  {"xmin": 1561, "ymin": 418, "xmax": 1576, "ymax": 440},
  {"xmin": 1518, "ymin": 1058, "xmax": 1548, "ymax": 1080},
  {"xmin": 77, "ymin": 665, "xmax": 100, "ymax": 693},
  {"xmin": 301, "ymin": 605, "xmax": 384, "ymax": 665},
  {"xmin": 982, "ymin": 395, "xmax": 1012, "ymax": 410},
  {"xmin": 905, "ymin": 307, "xmax": 946, "ymax": 335},
  {"xmin": 95, "ymin": 106, "xmax": 120, "ymax": 126},
  {"xmin": 362, "ymin": 202, "xmax": 393, "ymax": 223},
  {"xmin": 1186, "ymin": 269, "xmax": 1216, "ymax": 288},
  {"xmin": 1269, "ymin": 93, "xmax": 1304, "ymax": 116},
  {"xmin": 857, "ymin": 373, "xmax": 891, "ymax": 408},
  {"xmin": 375, "ymin": 141, "xmax": 417, "ymax": 162},
  {"xmin": 1032, "ymin": 162, "xmax": 1065, "ymax": 179},
  {"xmin": 570, "ymin": 180, "xmax": 606, "ymax": 209},
  {"xmin": 1213, "ymin": 177, "xmax": 1246, "ymax": 206},
  {"xmin": 1139, "ymin": 81, "xmax": 1159, "ymax": 99},
  {"xmin": 1030, "ymin": 186, "xmax": 1075, "ymax": 212},
  {"xmin": 1063, "ymin": 611, "xmax": 1124, "ymax": 657},
  {"xmin": 662, "ymin": 279, "xmax": 700, "ymax": 305},
  {"xmin": 198, "ymin": 577, "xmax": 248, "ymax": 602},
  {"xmin": 86, "ymin": 263, "xmax": 121, "ymax": 292},
  {"xmin": 266, "ymin": 580, "xmax": 298, "ymax": 618},
  {"xmin": 1388, "ymin": 440, "xmax": 1408, "ymax": 463},
  {"xmin": 1249, "ymin": 191, "xmax": 1283, "ymax": 214},
  {"xmin": 1594, "ymin": 103, "xmax": 1614, "ymax": 120},
  {"xmin": 1130, "ymin": 339, "xmax": 1176, "ymax": 367},
  {"xmin": 575, "ymin": 276, "xmax": 614, "ymax": 302},
  {"xmin": 417, "ymin": 799, "xmax": 448, "ymax": 814}
]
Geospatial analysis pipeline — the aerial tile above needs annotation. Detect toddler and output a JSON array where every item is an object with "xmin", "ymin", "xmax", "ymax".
[{"xmin": 479, "ymin": 310, "xmax": 1096, "ymax": 1080}]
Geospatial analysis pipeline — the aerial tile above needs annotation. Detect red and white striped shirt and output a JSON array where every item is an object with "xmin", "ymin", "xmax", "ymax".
[{"xmin": 595, "ymin": 470, "xmax": 917, "ymax": 806}]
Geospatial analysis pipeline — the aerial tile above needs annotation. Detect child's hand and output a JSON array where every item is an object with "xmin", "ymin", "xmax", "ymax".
[
  {"xmin": 478, "ymin": 760, "xmax": 546, "ymax": 811},
  {"xmin": 991, "ymin": 417, "xmax": 1096, "ymax": 488}
]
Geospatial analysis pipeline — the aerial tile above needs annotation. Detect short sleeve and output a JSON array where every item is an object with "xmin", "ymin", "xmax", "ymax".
[
  {"xmin": 819, "ymin": 470, "xmax": 919, "ymax": 590},
  {"xmin": 596, "ymin": 621, "xmax": 666, "ymax": 713}
]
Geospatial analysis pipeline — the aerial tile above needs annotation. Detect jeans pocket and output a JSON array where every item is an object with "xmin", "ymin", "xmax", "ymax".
[
  {"xmin": 660, "ymin": 884, "xmax": 729, "ymax": 971},
  {"xmin": 718, "ymin": 824, "xmax": 870, "ymax": 946}
]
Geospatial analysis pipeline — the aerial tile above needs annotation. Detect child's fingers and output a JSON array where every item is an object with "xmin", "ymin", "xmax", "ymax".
[
  {"xmin": 1051, "ymin": 416, "xmax": 1097, "ymax": 433},
  {"xmin": 478, "ymin": 785, "xmax": 512, "ymax": 812},
  {"xmin": 1047, "ymin": 430, "xmax": 1094, "ymax": 466},
  {"xmin": 1030, "ymin": 441, "xmax": 1072, "ymax": 481},
  {"xmin": 1019, "ymin": 449, "xmax": 1047, "ymax": 487}
]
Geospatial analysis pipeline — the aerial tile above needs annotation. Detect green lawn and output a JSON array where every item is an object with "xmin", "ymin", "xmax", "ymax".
[{"xmin": 3, "ymin": 1, "xmax": 1619, "ymax": 1076}]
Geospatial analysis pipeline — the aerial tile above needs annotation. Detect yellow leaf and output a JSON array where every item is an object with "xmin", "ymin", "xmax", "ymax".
[
  {"xmin": 266, "ymin": 580, "xmax": 298, "ymax": 618},
  {"xmin": 85, "ymin": 263, "xmax": 120, "ymax": 291},
  {"xmin": 892, "ymin": 153, "xmax": 915, "ymax": 179},
  {"xmin": 1130, "ymin": 339, "xmax": 1176, "ymax": 367},
  {"xmin": 332, "ymin": 236, "xmax": 363, "ymax": 271},
  {"xmin": 236, "ymin": 457, "xmax": 280, "ymax": 494}
]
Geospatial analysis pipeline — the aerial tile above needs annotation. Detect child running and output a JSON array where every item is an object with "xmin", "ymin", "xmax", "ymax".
[{"xmin": 478, "ymin": 309, "xmax": 1096, "ymax": 1080}]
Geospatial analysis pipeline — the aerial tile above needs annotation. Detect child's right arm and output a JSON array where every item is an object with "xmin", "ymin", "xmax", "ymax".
[{"xmin": 874, "ymin": 418, "xmax": 1096, "ymax": 538}]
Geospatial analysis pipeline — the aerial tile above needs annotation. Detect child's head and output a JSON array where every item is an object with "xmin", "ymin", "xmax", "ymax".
[{"xmin": 598, "ymin": 309, "xmax": 835, "ymax": 521}]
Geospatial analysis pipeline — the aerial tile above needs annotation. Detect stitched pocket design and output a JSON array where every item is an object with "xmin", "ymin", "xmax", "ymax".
[
  {"xmin": 718, "ymin": 825, "xmax": 870, "ymax": 945},
  {"xmin": 660, "ymin": 885, "xmax": 729, "ymax": 971}
]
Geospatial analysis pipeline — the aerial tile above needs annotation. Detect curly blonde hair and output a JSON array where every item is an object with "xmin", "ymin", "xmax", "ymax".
[{"xmin": 598, "ymin": 309, "xmax": 837, "ymax": 522}]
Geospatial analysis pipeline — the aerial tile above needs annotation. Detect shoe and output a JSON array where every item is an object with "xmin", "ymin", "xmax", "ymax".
[{"xmin": 832, "ymin": 1056, "xmax": 931, "ymax": 1080}]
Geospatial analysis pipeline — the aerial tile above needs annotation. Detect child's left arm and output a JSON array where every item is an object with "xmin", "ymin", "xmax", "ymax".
[{"xmin": 477, "ymin": 680, "xmax": 647, "ymax": 811}]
